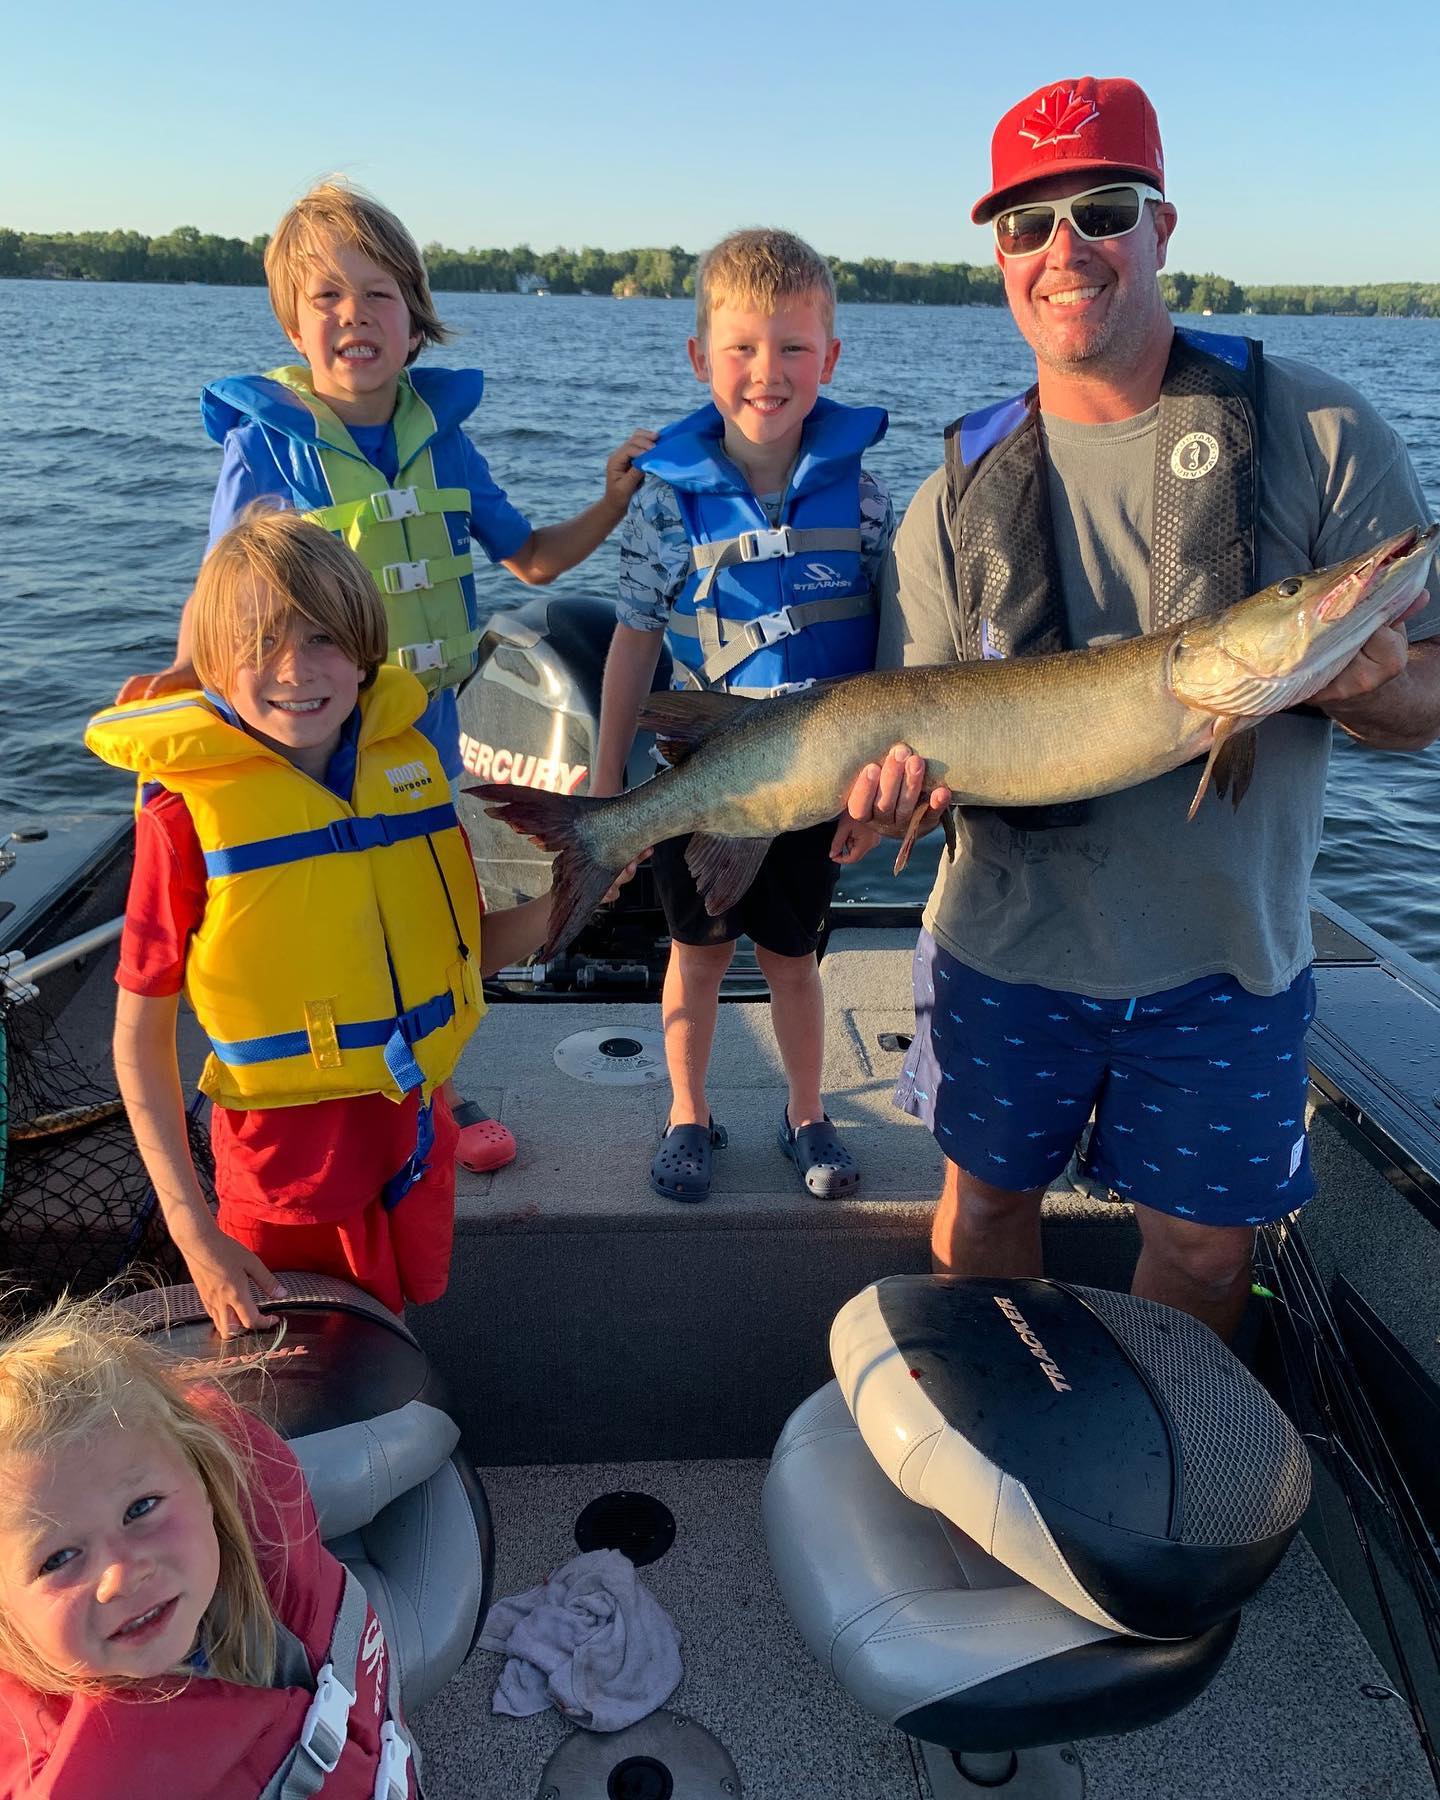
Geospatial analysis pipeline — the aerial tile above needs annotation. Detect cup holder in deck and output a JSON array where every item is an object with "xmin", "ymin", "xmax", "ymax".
[{"xmin": 574, "ymin": 1491, "xmax": 676, "ymax": 1567}]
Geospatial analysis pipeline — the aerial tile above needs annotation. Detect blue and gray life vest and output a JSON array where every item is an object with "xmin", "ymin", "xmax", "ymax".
[
  {"xmin": 638, "ymin": 397, "xmax": 887, "ymax": 694},
  {"xmin": 943, "ymin": 328, "xmax": 1264, "ymax": 828}
]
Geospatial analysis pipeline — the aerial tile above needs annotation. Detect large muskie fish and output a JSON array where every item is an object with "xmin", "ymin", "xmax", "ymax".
[{"xmin": 475, "ymin": 524, "xmax": 1436, "ymax": 957}]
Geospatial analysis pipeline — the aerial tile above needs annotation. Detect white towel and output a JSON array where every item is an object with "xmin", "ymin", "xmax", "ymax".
[{"xmin": 478, "ymin": 1548, "xmax": 683, "ymax": 1731}]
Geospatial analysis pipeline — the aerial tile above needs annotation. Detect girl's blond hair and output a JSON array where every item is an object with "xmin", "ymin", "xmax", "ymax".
[
  {"xmin": 190, "ymin": 503, "xmax": 389, "ymax": 695},
  {"xmin": 693, "ymin": 227, "xmax": 836, "ymax": 342},
  {"xmin": 264, "ymin": 178, "xmax": 449, "ymax": 362},
  {"xmin": 0, "ymin": 1295, "xmax": 277, "ymax": 1694}
]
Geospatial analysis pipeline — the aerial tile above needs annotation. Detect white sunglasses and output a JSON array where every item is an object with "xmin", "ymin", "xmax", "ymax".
[{"xmin": 993, "ymin": 183, "xmax": 1164, "ymax": 259}]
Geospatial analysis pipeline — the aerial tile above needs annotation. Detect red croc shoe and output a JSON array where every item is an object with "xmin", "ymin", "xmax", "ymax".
[{"xmin": 452, "ymin": 1100, "xmax": 517, "ymax": 1173}]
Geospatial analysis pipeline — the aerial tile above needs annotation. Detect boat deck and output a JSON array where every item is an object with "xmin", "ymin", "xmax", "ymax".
[
  {"xmin": 417, "ymin": 1459, "xmax": 1433, "ymax": 1800},
  {"xmin": 44, "ymin": 920, "xmax": 1440, "ymax": 1796}
]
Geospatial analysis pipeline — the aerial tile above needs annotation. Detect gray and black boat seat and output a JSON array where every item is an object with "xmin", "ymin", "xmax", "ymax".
[
  {"xmin": 119, "ymin": 1273, "xmax": 492, "ymax": 1713},
  {"xmin": 763, "ymin": 1276, "xmax": 1312, "ymax": 1767}
]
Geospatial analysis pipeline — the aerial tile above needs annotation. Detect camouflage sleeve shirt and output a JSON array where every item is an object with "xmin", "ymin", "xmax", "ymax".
[{"xmin": 616, "ymin": 468, "xmax": 897, "ymax": 630}]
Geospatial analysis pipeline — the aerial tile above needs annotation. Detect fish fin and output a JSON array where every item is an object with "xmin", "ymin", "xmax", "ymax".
[
  {"xmin": 892, "ymin": 801, "xmax": 935, "ymax": 877},
  {"xmin": 941, "ymin": 806, "xmax": 958, "ymax": 863},
  {"xmin": 468, "ymin": 783, "xmax": 616, "ymax": 955},
  {"xmin": 653, "ymin": 735, "xmax": 698, "ymax": 769},
  {"xmin": 685, "ymin": 832, "xmax": 774, "ymax": 915},
  {"xmin": 635, "ymin": 689, "xmax": 754, "ymax": 750},
  {"xmin": 1185, "ymin": 720, "xmax": 1256, "ymax": 822},
  {"xmin": 1213, "ymin": 730, "xmax": 1257, "ymax": 810}
]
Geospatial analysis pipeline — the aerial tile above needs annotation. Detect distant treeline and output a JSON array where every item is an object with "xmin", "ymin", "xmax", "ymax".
[{"xmin": 3, "ymin": 227, "xmax": 1437, "ymax": 318}]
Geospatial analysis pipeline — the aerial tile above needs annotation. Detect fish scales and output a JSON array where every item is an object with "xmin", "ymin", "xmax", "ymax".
[
  {"xmin": 472, "ymin": 523, "xmax": 1436, "ymax": 956},
  {"xmin": 584, "ymin": 637, "xmax": 1207, "ymax": 871}
]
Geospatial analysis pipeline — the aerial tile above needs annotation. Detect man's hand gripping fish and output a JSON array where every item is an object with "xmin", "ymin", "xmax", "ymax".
[{"xmin": 475, "ymin": 524, "xmax": 1436, "ymax": 958}]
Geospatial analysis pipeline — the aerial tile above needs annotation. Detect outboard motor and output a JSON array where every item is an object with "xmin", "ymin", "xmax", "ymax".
[
  {"xmin": 455, "ymin": 595, "xmax": 679, "ymax": 994},
  {"xmin": 120, "ymin": 1274, "xmax": 492, "ymax": 1713},
  {"xmin": 456, "ymin": 594, "xmax": 670, "ymax": 910},
  {"xmin": 764, "ymin": 1275, "xmax": 1311, "ymax": 1796}
]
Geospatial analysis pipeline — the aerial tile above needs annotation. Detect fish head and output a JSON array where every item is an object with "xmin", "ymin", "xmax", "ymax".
[{"xmin": 1168, "ymin": 523, "xmax": 1437, "ymax": 717}]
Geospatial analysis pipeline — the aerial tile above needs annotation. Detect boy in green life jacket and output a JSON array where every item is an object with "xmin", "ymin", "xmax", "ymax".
[{"xmin": 118, "ymin": 178, "xmax": 654, "ymax": 1173}]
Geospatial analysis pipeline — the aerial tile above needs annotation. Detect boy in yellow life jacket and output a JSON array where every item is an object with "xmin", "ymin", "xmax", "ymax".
[
  {"xmin": 116, "ymin": 178, "xmax": 656, "ymax": 1174},
  {"xmin": 91, "ymin": 508, "xmax": 558, "ymax": 1338}
]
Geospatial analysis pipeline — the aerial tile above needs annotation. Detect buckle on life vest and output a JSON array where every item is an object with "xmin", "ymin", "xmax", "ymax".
[
  {"xmin": 374, "ymin": 1721, "xmax": 412, "ymax": 1800},
  {"xmin": 298, "ymin": 1660, "xmax": 356, "ymax": 1774},
  {"xmin": 397, "ymin": 639, "xmax": 447, "ymax": 675},
  {"xmin": 737, "ymin": 525, "xmax": 795, "ymax": 563},
  {"xmin": 327, "ymin": 814, "xmax": 395, "ymax": 854},
  {"xmin": 742, "ymin": 606, "xmax": 800, "ymax": 651},
  {"xmin": 371, "ymin": 486, "xmax": 421, "ymax": 523},
  {"xmin": 382, "ymin": 560, "xmax": 434, "ymax": 594}
]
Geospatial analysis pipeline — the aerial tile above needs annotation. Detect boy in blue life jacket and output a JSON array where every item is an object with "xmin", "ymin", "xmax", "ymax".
[
  {"xmin": 117, "ymin": 179, "xmax": 654, "ymax": 1174},
  {"xmin": 592, "ymin": 228, "xmax": 896, "ymax": 1203}
]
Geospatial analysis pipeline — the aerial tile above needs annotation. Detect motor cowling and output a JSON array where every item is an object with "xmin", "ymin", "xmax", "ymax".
[{"xmin": 455, "ymin": 595, "xmax": 670, "ymax": 911}]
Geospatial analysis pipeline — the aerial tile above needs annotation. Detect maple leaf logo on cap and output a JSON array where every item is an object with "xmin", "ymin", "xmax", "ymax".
[{"xmin": 1018, "ymin": 85, "xmax": 1100, "ymax": 148}]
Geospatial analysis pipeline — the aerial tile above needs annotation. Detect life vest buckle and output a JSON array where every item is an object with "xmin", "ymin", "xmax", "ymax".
[
  {"xmin": 327, "ymin": 814, "xmax": 393, "ymax": 854},
  {"xmin": 382, "ymin": 560, "xmax": 433, "ymax": 594},
  {"xmin": 737, "ymin": 525, "xmax": 795, "ymax": 563},
  {"xmin": 374, "ymin": 1720, "xmax": 412, "ymax": 1800},
  {"xmin": 298, "ymin": 1660, "xmax": 357, "ymax": 1774},
  {"xmin": 371, "ymin": 486, "xmax": 422, "ymax": 523},
  {"xmin": 742, "ymin": 606, "xmax": 801, "ymax": 651},
  {"xmin": 397, "ymin": 639, "xmax": 447, "ymax": 675}
]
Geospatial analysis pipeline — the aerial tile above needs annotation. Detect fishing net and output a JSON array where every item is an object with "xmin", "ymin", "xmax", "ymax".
[{"xmin": 0, "ymin": 987, "xmax": 196, "ymax": 1313}]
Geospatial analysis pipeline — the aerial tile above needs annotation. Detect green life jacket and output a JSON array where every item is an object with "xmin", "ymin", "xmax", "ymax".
[{"xmin": 270, "ymin": 366, "xmax": 480, "ymax": 693}]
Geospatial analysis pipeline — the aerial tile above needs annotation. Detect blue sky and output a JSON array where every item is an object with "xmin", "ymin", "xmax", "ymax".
[{"xmin": 7, "ymin": 0, "xmax": 1438, "ymax": 284}]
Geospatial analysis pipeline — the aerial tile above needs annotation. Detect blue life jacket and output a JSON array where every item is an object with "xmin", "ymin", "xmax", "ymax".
[
  {"xmin": 942, "ymin": 328, "xmax": 1264, "ymax": 827},
  {"xmin": 637, "ymin": 397, "xmax": 887, "ymax": 694}
]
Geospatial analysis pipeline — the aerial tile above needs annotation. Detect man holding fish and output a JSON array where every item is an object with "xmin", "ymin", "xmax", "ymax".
[{"xmin": 835, "ymin": 75, "xmax": 1440, "ymax": 1338}]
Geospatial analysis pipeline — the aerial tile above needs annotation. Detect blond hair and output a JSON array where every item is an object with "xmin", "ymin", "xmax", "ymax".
[
  {"xmin": 693, "ymin": 227, "xmax": 837, "ymax": 341},
  {"xmin": 264, "ymin": 178, "xmax": 449, "ymax": 361},
  {"xmin": 191, "ymin": 503, "xmax": 389, "ymax": 695},
  {"xmin": 0, "ymin": 1295, "xmax": 278, "ymax": 1694}
]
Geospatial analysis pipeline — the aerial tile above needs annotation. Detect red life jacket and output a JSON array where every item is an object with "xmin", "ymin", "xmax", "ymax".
[{"xmin": 0, "ymin": 1401, "xmax": 411, "ymax": 1800}]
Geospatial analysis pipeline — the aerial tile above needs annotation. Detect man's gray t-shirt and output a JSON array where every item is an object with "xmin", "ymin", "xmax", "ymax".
[{"xmin": 881, "ymin": 353, "xmax": 1437, "ymax": 999}]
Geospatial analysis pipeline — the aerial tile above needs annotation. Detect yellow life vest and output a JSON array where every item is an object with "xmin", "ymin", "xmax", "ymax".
[
  {"xmin": 85, "ymin": 668, "xmax": 484, "ymax": 1110},
  {"xmin": 269, "ymin": 365, "xmax": 481, "ymax": 693}
]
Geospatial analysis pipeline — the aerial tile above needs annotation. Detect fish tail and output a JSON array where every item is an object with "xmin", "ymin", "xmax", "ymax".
[{"xmin": 468, "ymin": 783, "xmax": 620, "ymax": 956}]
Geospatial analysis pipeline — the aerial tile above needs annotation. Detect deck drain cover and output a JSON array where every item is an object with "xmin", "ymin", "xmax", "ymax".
[
  {"xmin": 538, "ymin": 1711, "xmax": 741, "ymax": 1798},
  {"xmin": 554, "ymin": 1026, "xmax": 667, "ymax": 1085},
  {"xmin": 575, "ymin": 1491, "xmax": 676, "ymax": 1566}
]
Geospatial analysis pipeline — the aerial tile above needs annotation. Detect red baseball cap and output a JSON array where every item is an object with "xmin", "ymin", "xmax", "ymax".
[{"xmin": 971, "ymin": 77, "xmax": 1165, "ymax": 224}]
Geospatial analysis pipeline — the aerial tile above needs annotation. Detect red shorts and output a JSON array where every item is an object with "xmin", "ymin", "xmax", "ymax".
[{"xmin": 217, "ymin": 1094, "xmax": 459, "ymax": 1314}]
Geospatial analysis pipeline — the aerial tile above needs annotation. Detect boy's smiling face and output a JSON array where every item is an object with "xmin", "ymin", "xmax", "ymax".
[
  {"xmin": 286, "ymin": 238, "xmax": 420, "ymax": 427},
  {"xmin": 223, "ymin": 581, "xmax": 365, "ymax": 782},
  {"xmin": 688, "ymin": 292, "xmax": 840, "ymax": 470}
]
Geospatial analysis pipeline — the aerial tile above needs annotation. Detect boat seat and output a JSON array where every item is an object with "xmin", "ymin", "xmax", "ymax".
[
  {"xmin": 119, "ymin": 1273, "xmax": 492, "ymax": 1713},
  {"xmin": 763, "ymin": 1276, "xmax": 1310, "ymax": 1768}
]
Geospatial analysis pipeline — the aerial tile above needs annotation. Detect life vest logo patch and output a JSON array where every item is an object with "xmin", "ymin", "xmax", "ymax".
[
  {"xmin": 1170, "ymin": 431, "xmax": 1220, "ymax": 481},
  {"xmin": 793, "ymin": 561, "xmax": 848, "ymax": 593},
  {"xmin": 1018, "ymin": 86, "xmax": 1100, "ymax": 148},
  {"xmin": 386, "ymin": 760, "xmax": 432, "ymax": 796}
]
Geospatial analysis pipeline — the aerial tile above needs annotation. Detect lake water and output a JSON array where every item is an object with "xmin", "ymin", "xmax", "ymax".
[{"xmin": 2, "ymin": 282, "xmax": 1437, "ymax": 964}]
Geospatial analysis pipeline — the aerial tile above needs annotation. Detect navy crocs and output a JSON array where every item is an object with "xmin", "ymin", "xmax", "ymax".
[
  {"xmin": 650, "ymin": 1119, "xmax": 727, "ymax": 1203},
  {"xmin": 778, "ymin": 1111, "xmax": 861, "ymax": 1199}
]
